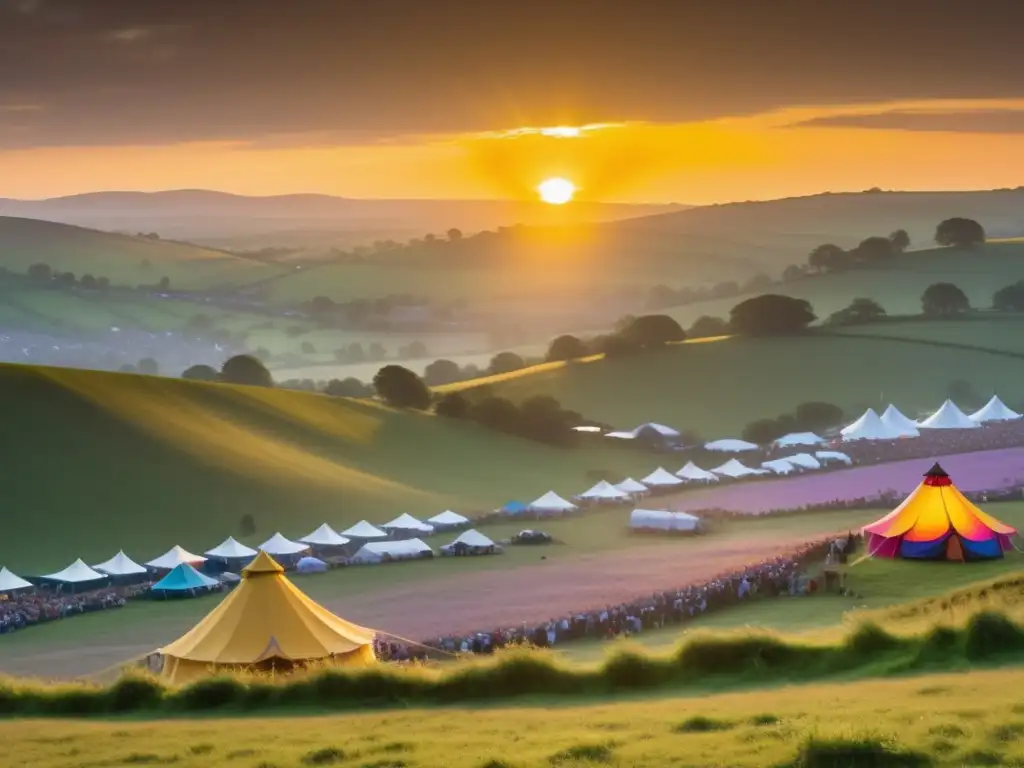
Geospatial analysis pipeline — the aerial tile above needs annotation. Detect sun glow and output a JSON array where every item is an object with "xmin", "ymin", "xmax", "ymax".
[{"xmin": 537, "ymin": 177, "xmax": 576, "ymax": 205}]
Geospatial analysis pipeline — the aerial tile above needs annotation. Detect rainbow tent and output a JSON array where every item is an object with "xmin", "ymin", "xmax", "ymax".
[{"xmin": 863, "ymin": 463, "xmax": 1017, "ymax": 561}]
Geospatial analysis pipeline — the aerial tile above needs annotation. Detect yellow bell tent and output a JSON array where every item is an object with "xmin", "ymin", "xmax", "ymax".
[{"xmin": 158, "ymin": 551, "xmax": 376, "ymax": 683}]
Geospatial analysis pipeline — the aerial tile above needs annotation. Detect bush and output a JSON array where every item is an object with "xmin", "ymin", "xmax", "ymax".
[
  {"xmin": 324, "ymin": 377, "xmax": 371, "ymax": 397},
  {"xmin": 221, "ymin": 355, "xmax": 274, "ymax": 387},
  {"xmin": 935, "ymin": 217, "xmax": 985, "ymax": 248},
  {"xmin": 181, "ymin": 364, "xmax": 219, "ymax": 381},
  {"xmin": 741, "ymin": 418, "xmax": 788, "ymax": 445},
  {"xmin": 789, "ymin": 736, "xmax": 932, "ymax": 768},
  {"xmin": 423, "ymin": 359, "xmax": 462, "ymax": 386},
  {"xmin": 619, "ymin": 314, "xmax": 686, "ymax": 348},
  {"xmin": 469, "ymin": 396, "xmax": 521, "ymax": 433},
  {"xmin": 373, "ymin": 365, "xmax": 431, "ymax": 409},
  {"xmin": 921, "ymin": 282, "xmax": 970, "ymax": 316},
  {"xmin": 137, "ymin": 357, "xmax": 159, "ymax": 376},
  {"xmin": 546, "ymin": 334, "xmax": 589, "ymax": 362},
  {"xmin": 488, "ymin": 352, "xmax": 525, "ymax": 375},
  {"xmin": 730, "ymin": 294, "xmax": 816, "ymax": 335},
  {"xmin": 688, "ymin": 315, "xmax": 729, "ymax": 338},
  {"xmin": 595, "ymin": 334, "xmax": 639, "ymax": 358},
  {"xmin": 993, "ymin": 280, "xmax": 1024, "ymax": 311},
  {"xmin": 673, "ymin": 715, "xmax": 733, "ymax": 733},
  {"xmin": 435, "ymin": 392, "xmax": 469, "ymax": 419},
  {"xmin": 794, "ymin": 401, "xmax": 844, "ymax": 431}
]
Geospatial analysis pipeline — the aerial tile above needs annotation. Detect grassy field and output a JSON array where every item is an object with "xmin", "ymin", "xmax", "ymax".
[
  {"xmin": 828, "ymin": 315, "xmax": 1024, "ymax": 355},
  {"xmin": 440, "ymin": 333, "xmax": 1024, "ymax": 435}
]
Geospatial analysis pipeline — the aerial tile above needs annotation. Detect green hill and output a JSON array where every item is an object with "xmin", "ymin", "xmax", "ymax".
[
  {"xmin": 0, "ymin": 363, "xmax": 654, "ymax": 571},
  {"xmin": 441, "ymin": 333, "xmax": 1024, "ymax": 434},
  {"xmin": 0, "ymin": 216, "xmax": 281, "ymax": 289}
]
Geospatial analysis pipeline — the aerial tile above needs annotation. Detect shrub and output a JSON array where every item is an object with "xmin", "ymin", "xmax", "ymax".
[
  {"xmin": 549, "ymin": 743, "xmax": 613, "ymax": 764},
  {"xmin": 688, "ymin": 315, "xmax": 729, "ymax": 338},
  {"xmin": 373, "ymin": 365, "xmax": 431, "ymax": 409},
  {"xmin": 435, "ymin": 392, "xmax": 469, "ymax": 419},
  {"xmin": 964, "ymin": 611, "xmax": 1024, "ymax": 660},
  {"xmin": 673, "ymin": 715, "xmax": 733, "ymax": 733},
  {"xmin": 546, "ymin": 334, "xmax": 589, "ymax": 362},
  {"xmin": 488, "ymin": 352, "xmax": 525, "ymax": 375},
  {"xmin": 324, "ymin": 377, "xmax": 371, "ymax": 397},
  {"xmin": 730, "ymin": 294, "xmax": 816, "ymax": 335},
  {"xmin": 221, "ymin": 355, "xmax": 274, "ymax": 387},
  {"xmin": 137, "ymin": 357, "xmax": 159, "ymax": 376},
  {"xmin": 921, "ymin": 282, "xmax": 970, "ymax": 316},
  {"xmin": 619, "ymin": 314, "xmax": 686, "ymax": 348},
  {"xmin": 790, "ymin": 736, "xmax": 932, "ymax": 768},
  {"xmin": 423, "ymin": 359, "xmax": 463, "ymax": 386},
  {"xmin": 301, "ymin": 747, "xmax": 346, "ymax": 765},
  {"xmin": 181, "ymin": 364, "xmax": 219, "ymax": 381}
]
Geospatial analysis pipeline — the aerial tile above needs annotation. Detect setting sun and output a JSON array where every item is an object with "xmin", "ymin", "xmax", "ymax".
[{"xmin": 537, "ymin": 177, "xmax": 576, "ymax": 205}]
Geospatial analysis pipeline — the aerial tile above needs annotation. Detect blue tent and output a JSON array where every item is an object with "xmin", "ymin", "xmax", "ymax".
[
  {"xmin": 502, "ymin": 501, "xmax": 528, "ymax": 515},
  {"xmin": 151, "ymin": 563, "xmax": 219, "ymax": 593}
]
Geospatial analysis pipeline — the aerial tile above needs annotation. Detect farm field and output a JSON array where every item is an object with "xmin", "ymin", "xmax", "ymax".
[
  {"xmin": 828, "ymin": 315, "xmax": 1024, "ymax": 355},
  {"xmin": 441, "ymin": 334, "xmax": 1024, "ymax": 435}
]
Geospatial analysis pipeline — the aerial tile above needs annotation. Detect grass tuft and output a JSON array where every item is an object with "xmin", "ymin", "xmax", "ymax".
[
  {"xmin": 789, "ymin": 735, "xmax": 932, "ymax": 767},
  {"xmin": 964, "ymin": 611, "xmax": 1024, "ymax": 660},
  {"xmin": 301, "ymin": 747, "xmax": 346, "ymax": 765},
  {"xmin": 673, "ymin": 715, "xmax": 734, "ymax": 733},
  {"xmin": 549, "ymin": 743, "xmax": 614, "ymax": 764},
  {"xmin": 750, "ymin": 714, "xmax": 782, "ymax": 726}
]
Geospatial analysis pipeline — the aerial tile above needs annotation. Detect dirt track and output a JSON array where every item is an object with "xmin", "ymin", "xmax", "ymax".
[{"xmin": 0, "ymin": 530, "xmax": 829, "ymax": 680}]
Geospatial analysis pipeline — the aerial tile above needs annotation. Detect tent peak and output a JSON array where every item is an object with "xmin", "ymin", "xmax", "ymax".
[
  {"xmin": 925, "ymin": 462, "xmax": 948, "ymax": 477},
  {"xmin": 243, "ymin": 551, "xmax": 285, "ymax": 577}
]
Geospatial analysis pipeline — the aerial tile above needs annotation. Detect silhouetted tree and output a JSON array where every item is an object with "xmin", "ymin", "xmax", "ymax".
[
  {"xmin": 221, "ymin": 355, "xmax": 274, "ymax": 387},
  {"xmin": 137, "ymin": 357, "xmax": 159, "ymax": 375},
  {"xmin": 596, "ymin": 334, "xmax": 640, "ymax": 358},
  {"xmin": 96, "ymin": 276, "xmax": 110, "ymax": 291},
  {"xmin": 742, "ymin": 418, "xmax": 788, "ymax": 445},
  {"xmin": 729, "ymin": 295, "xmax": 816, "ymax": 335},
  {"xmin": 781, "ymin": 264, "xmax": 807, "ymax": 282},
  {"xmin": 646, "ymin": 284, "xmax": 678, "ymax": 310},
  {"xmin": 239, "ymin": 514, "xmax": 256, "ymax": 537},
  {"xmin": 922, "ymin": 282, "xmax": 970, "ymax": 316},
  {"xmin": 158, "ymin": 276, "xmax": 171, "ymax": 292},
  {"xmin": 118, "ymin": 364, "xmax": 138, "ymax": 374},
  {"xmin": 743, "ymin": 273, "xmax": 774, "ymax": 292},
  {"xmin": 446, "ymin": 228, "xmax": 463, "ymax": 243},
  {"xmin": 935, "ymin": 218, "xmax": 985, "ymax": 248},
  {"xmin": 435, "ymin": 392, "xmax": 469, "ymax": 419},
  {"xmin": 889, "ymin": 229, "xmax": 911, "ymax": 252},
  {"xmin": 181, "ymin": 364, "xmax": 219, "ymax": 381},
  {"xmin": 79, "ymin": 274, "xmax": 98, "ymax": 290},
  {"xmin": 828, "ymin": 297, "xmax": 887, "ymax": 326},
  {"xmin": 794, "ymin": 401, "xmax": 844, "ymax": 432},
  {"xmin": 546, "ymin": 334, "xmax": 589, "ymax": 362},
  {"xmin": 620, "ymin": 314, "xmax": 686, "ymax": 349},
  {"xmin": 373, "ymin": 365, "xmax": 431, "ymax": 409},
  {"xmin": 808, "ymin": 244, "xmax": 845, "ymax": 273},
  {"xmin": 324, "ymin": 377, "xmax": 371, "ymax": 397},
  {"xmin": 424, "ymin": 359, "xmax": 463, "ymax": 386},
  {"xmin": 688, "ymin": 315, "xmax": 729, "ymax": 338},
  {"xmin": 853, "ymin": 236, "xmax": 895, "ymax": 263},
  {"xmin": 993, "ymin": 280, "xmax": 1024, "ymax": 311},
  {"xmin": 488, "ymin": 351, "xmax": 525, "ymax": 374},
  {"xmin": 469, "ymin": 396, "xmax": 521, "ymax": 433},
  {"xmin": 367, "ymin": 342, "xmax": 387, "ymax": 361},
  {"xmin": 27, "ymin": 263, "xmax": 52, "ymax": 282}
]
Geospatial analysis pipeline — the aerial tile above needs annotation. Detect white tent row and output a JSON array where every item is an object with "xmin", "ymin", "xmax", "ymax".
[
  {"xmin": 785, "ymin": 453, "xmax": 822, "ymax": 470},
  {"xmin": 711, "ymin": 458, "xmax": 767, "ymax": 478},
  {"xmin": 350, "ymin": 538, "xmax": 433, "ymax": 564},
  {"xmin": 93, "ymin": 550, "xmax": 147, "ymax": 576},
  {"xmin": 970, "ymin": 395, "xmax": 1021, "ymax": 423},
  {"xmin": 146, "ymin": 545, "xmax": 206, "ymax": 570},
  {"xmin": 616, "ymin": 477, "xmax": 649, "ymax": 494},
  {"xmin": 629, "ymin": 509, "xmax": 701, "ymax": 532},
  {"xmin": 40, "ymin": 559, "xmax": 107, "ymax": 584},
  {"xmin": 761, "ymin": 459, "xmax": 797, "ymax": 475},
  {"xmin": 676, "ymin": 462, "xmax": 719, "ymax": 483},
  {"xmin": 881, "ymin": 405, "xmax": 920, "ymax": 436},
  {"xmin": 841, "ymin": 409, "xmax": 904, "ymax": 441},
  {"xmin": 704, "ymin": 438, "xmax": 759, "ymax": 452},
  {"xmin": 440, "ymin": 529, "xmax": 501, "ymax": 555},
  {"xmin": 342, "ymin": 520, "xmax": 389, "ymax": 539},
  {"xmin": 816, "ymin": 450, "xmax": 852, "ymax": 465},
  {"xmin": 382, "ymin": 513, "xmax": 434, "ymax": 534},
  {"xmin": 0, "ymin": 566, "xmax": 33, "ymax": 592},
  {"xmin": 428, "ymin": 510, "xmax": 471, "ymax": 528},
  {"xmin": 299, "ymin": 524, "xmax": 350, "ymax": 547},
  {"xmin": 205, "ymin": 537, "xmax": 258, "ymax": 560},
  {"xmin": 774, "ymin": 432, "xmax": 824, "ymax": 447},
  {"xmin": 641, "ymin": 467, "xmax": 684, "ymax": 487},
  {"xmin": 917, "ymin": 399, "xmax": 977, "ymax": 429},
  {"xmin": 578, "ymin": 480, "xmax": 630, "ymax": 501},
  {"xmin": 258, "ymin": 532, "xmax": 309, "ymax": 556},
  {"xmin": 528, "ymin": 491, "xmax": 578, "ymax": 513}
]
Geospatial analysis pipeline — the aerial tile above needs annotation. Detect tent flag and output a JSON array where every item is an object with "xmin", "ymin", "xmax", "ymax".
[
  {"xmin": 917, "ymin": 399, "xmax": 978, "ymax": 429},
  {"xmin": 862, "ymin": 463, "xmax": 1017, "ymax": 561},
  {"xmin": 205, "ymin": 537, "xmax": 258, "ymax": 560},
  {"xmin": 152, "ymin": 563, "xmax": 219, "ymax": 592},
  {"xmin": 969, "ymin": 395, "xmax": 1022, "ymax": 423}
]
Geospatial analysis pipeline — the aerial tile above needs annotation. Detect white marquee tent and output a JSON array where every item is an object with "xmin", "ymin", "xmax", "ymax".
[
  {"xmin": 444, "ymin": 529, "xmax": 498, "ymax": 550},
  {"xmin": 342, "ymin": 520, "xmax": 389, "ymax": 539},
  {"xmin": 578, "ymin": 480, "xmax": 630, "ymax": 501},
  {"xmin": 615, "ymin": 477, "xmax": 649, "ymax": 494},
  {"xmin": 605, "ymin": 431, "xmax": 636, "ymax": 440},
  {"xmin": 41, "ymin": 559, "xmax": 107, "ymax": 584},
  {"xmin": 427, "ymin": 510, "xmax": 471, "ymax": 528},
  {"xmin": 632, "ymin": 422, "xmax": 681, "ymax": 437},
  {"xmin": 880, "ymin": 405, "xmax": 920, "ymax": 436},
  {"xmin": 676, "ymin": 462, "xmax": 720, "ymax": 483},
  {"xmin": 258, "ymin": 532, "xmax": 310, "ymax": 556},
  {"xmin": 0, "ymin": 566, "xmax": 33, "ymax": 592},
  {"xmin": 775, "ymin": 432, "xmax": 824, "ymax": 447},
  {"xmin": 93, "ymin": 550, "xmax": 148, "ymax": 577},
  {"xmin": 299, "ymin": 523, "xmax": 351, "ymax": 548},
  {"xmin": 527, "ymin": 491, "xmax": 578, "ymax": 513},
  {"xmin": 761, "ymin": 459, "xmax": 796, "ymax": 475},
  {"xmin": 381, "ymin": 513, "xmax": 435, "ymax": 534},
  {"xmin": 351, "ymin": 538, "xmax": 433, "ymax": 564},
  {"xmin": 970, "ymin": 395, "xmax": 1022, "ymax": 423},
  {"xmin": 146, "ymin": 545, "xmax": 207, "ymax": 570},
  {"xmin": 840, "ymin": 409, "xmax": 903, "ymax": 441},
  {"xmin": 917, "ymin": 399, "xmax": 978, "ymax": 429},
  {"xmin": 784, "ymin": 453, "xmax": 822, "ymax": 470},
  {"xmin": 704, "ymin": 438, "xmax": 759, "ymax": 452},
  {"xmin": 205, "ymin": 537, "xmax": 258, "ymax": 560},
  {"xmin": 629, "ymin": 509, "xmax": 701, "ymax": 532},
  {"xmin": 712, "ymin": 458, "xmax": 767, "ymax": 478},
  {"xmin": 641, "ymin": 467, "xmax": 685, "ymax": 487},
  {"xmin": 816, "ymin": 450, "xmax": 853, "ymax": 465}
]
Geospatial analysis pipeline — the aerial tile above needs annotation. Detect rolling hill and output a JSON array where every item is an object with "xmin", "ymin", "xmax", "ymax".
[{"xmin": 0, "ymin": 363, "xmax": 654, "ymax": 572}]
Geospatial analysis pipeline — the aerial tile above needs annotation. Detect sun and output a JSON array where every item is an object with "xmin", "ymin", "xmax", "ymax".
[{"xmin": 537, "ymin": 177, "xmax": 576, "ymax": 205}]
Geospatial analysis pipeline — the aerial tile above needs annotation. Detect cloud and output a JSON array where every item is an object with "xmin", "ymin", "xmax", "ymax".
[{"xmin": 791, "ymin": 109, "xmax": 1024, "ymax": 134}]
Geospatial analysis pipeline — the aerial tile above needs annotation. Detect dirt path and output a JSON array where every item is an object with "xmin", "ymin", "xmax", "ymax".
[{"xmin": 0, "ymin": 530, "xmax": 829, "ymax": 680}]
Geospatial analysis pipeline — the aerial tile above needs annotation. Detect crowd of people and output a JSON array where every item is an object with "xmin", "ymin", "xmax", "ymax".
[
  {"xmin": 0, "ymin": 582, "xmax": 151, "ymax": 635},
  {"xmin": 833, "ymin": 418, "xmax": 1024, "ymax": 466}
]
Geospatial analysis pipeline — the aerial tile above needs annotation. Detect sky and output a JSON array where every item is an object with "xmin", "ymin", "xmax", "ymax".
[{"xmin": 5, "ymin": 0, "xmax": 1024, "ymax": 203}]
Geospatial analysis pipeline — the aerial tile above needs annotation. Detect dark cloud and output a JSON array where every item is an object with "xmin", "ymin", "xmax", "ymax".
[
  {"xmin": 2, "ymin": 0, "xmax": 1024, "ymax": 148},
  {"xmin": 791, "ymin": 109, "xmax": 1024, "ymax": 134}
]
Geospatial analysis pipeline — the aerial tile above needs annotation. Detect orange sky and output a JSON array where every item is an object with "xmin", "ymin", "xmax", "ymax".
[{"xmin": 7, "ymin": 98, "xmax": 1024, "ymax": 204}]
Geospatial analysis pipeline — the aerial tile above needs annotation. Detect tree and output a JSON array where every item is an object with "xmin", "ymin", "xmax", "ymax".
[
  {"xmin": 181, "ymin": 364, "xmax": 219, "ymax": 381},
  {"xmin": 781, "ymin": 264, "xmax": 806, "ymax": 282},
  {"xmin": 729, "ymin": 294, "xmax": 816, "ymax": 335},
  {"xmin": 424, "ymin": 359, "xmax": 463, "ymax": 386},
  {"xmin": 118, "ymin": 364, "xmax": 138, "ymax": 374},
  {"xmin": 96, "ymin": 276, "xmax": 110, "ymax": 291},
  {"xmin": 889, "ymin": 229, "xmax": 910, "ymax": 252},
  {"xmin": 79, "ymin": 274, "xmax": 97, "ymax": 290},
  {"xmin": 469, "ymin": 396, "xmax": 521, "ymax": 433},
  {"xmin": 367, "ymin": 342, "xmax": 387, "ymax": 361},
  {"xmin": 519, "ymin": 395, "xmax": 576, "ymax": 446},
  {"xmin": 300, "ymin": 341, "xmax": 316, "ymax": 354},
  {"xmin": 921, "ymin": 282, "xmax": 970, "ymax": 316},
  {"xmin": 852, "ymin": 236, "xmax": 894, "ymax": 263},
  {"xmin": 446, "ymin": 228, "xmax": 463, "ymax": 243},
  {"xmin": 27, "ymin": 263, "xmax": 52, "ymax": 282},
  {"xmin": 743, "ymin": 273, "xmax": 774, "ymax": 292},
  {"xmin": 993, "ymin": 280, "xmax": 1024, "ymax": 311},
  {"xmin": 828, "ymin": 297, "xmax": 887, "ymax": 326},
  {"xmin": 742, "ymin": 418, "xmax": 788, "ymax": 445},
  {"xmin": 596, "ymin": 334, "xmax": 640, "ymax": 358},
  {"xmin": 546, "ymin": 334, "xmax": 589, "ymax": 362},
  {"xmin": 794, "ymin": 401, "xmax": 844, "ymax": 432},
  {"xmin": 808, "ymin": 244, "xmax": 845, "ymax": 273},
  {"xmin": 935, "ymin": 218, "xmax": 985, "ymax": 248},
  {"xmin": 221, "ymin": 355, "xmax": 274, "ymax": 387},
  {"xmin": 399, "ymin": 340, "xmax": 428, "ymax": 359},
  {"xmin": 158, "ymin": 276, "xmax": 171, "ymax": 292},
  {"xmin": 137, "ymin": 357, "xmax": 159, "ymax": 375},
  {"xmin": 620, "ymin": 314, "xmax": 686, "ymax": 349},
  {"xmin": 435, "ymin": 392, "xmax": 469, "ymax": 418},
  {"xmin": 54, "ymin": 271, "xmax": 76, "ymax": 287},
  {"xmin": 324, "ymin": 377, "xmax": 371, "ymax": 397},
  {"xmin": 372, "ymin": 365, "xmax": 431, "ymax": 409},
  {"xmin": 688, "ymin": 315, "xmax": 729, "ymax": 339},
  {"xmin": 488, "ymin": 351, "xmax": 525, "ymax": 375}
]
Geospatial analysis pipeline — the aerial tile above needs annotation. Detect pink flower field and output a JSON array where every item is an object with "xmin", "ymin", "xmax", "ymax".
[{"xmin": 669, "ymin": 447, "xmax": 1024, "ymax": 514}]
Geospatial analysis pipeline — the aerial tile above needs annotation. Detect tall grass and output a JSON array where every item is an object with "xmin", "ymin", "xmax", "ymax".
[{"xmin": 2, "ymin": 608, "xmax": 1024, "ymax": 718}]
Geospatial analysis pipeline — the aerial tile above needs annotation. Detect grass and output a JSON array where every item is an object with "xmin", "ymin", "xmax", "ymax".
[{"xmin": 441, "ymin": 333, "xmax": 1024, "ymax": 434}]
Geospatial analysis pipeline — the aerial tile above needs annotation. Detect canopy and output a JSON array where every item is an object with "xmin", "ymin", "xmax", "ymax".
[
  {"xmin": 970, "ymin": 395, "xmax": 1022, "ymax": 423},
  {"xmin": 761, "ymin": 459, "xmax": 796, "ymax": 475},
  {"xmin": 604, "ymin": 431, "xmax": 635, "ymax": 440},
  {"xmin": 40, "ymin": 558, "xmax": 106, "ymax": 584},
  {"xmin": 296, "ymin": 557, "xmax": 328, "ymax": 573},
  {"xmin": 615, "ymin": 477, "xmax": 649, "ymax": 494},
  {"xmin": 712, "ymin": 458, "xmax": 767, "ymax": 478},
  {"xmin": 527, "ymin": 491, "xmax": 577, "ymax": 513},
  {"xmin": 881, "ymin": 405, "xmax": 921, "ymax": 436},
  {"xmin": 641, "ymin": 467, "xmax": 684, "ymax": 487},
  {"xmin": 704, "ymin": 438, "xmax": 759, "ymax": 452},
  {"xmin": 381, "ymin": 513, "xmax": 434, "ymax": 533},
  {"xmin": 299, "ymin": 524, "xmax": 350, "ymax": 547},
  {"xmin": 258, "ymin": 533, "xmax": 309, "ymax": 556},
  {"xmin": 840, "ymin": 409, "xmax": 903, "ymax": 441},
  {"xmin": 784, "ymin": 453, "xmax": 822, "ymax": 470},
  {"xmin": 146, "ymin": 545, "xmax": 207, "ymax": 570},
  {"xmin": 917, "ymin": 399, "xmax": 978, "ymax": 429},
  {"xmin": 632, "ymin": 422, "xmax": 680, "ymax": 437},
  {"xmin": 428, "ymin": 510, "xmax": 470, "ymax": 526},
  {"xmin": 676, "ymin": 462, "xmax": 719, "ymax": 483},
  {"xmin": 158, "ymin": 551, "xmax": 375, "ymax": 683},
  {"xmin": 863, "ymin": 463, "xmax": 1017, "ymax": 561},
  {"xmin": 447, "ymin": 529, "xmax": 496, "ymax": 548},
  {"xmin": 816, "ymin": 450, "xmax": 852, "ymax": 465},
  {"xmin": 341, "ymin": 520, "xmax": 388, "ymax": 539},
  {"xmin": 351, "ymin": 538, "xmax": 434, "ymax": 563},
  {"xmin": 0, "ymin": 566, "xmax": 33, "ymax": 592},
  {"xmin": 775, "ymin": 432, "xmax": 824, "ymax": 447},
  {"xmin": 578, "ymin": 480, "xmax": 630, "ymax": 501},
  {"xmin": 629, "ymin": 509, "xmax": 700, "ymax": 532},
  {"xmin": 205, "ymin": 537, "xmax": 258, "ymax": 560},
  {"xmin": 152, "ymin": 563, "xmax": 219, "ymax": 592},
  {"xmin": 93, "ymin": 550, "xmax": 148, "ymax": 577}
]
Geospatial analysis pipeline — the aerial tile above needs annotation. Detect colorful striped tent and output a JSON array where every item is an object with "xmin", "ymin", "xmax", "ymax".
[{"xmin": 863, "ymin": 463, "xmax": 1017, "ymax": 561}]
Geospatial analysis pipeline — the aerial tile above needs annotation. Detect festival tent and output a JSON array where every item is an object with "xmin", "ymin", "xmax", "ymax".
[
  {"xmin": 447, "ymin": 529, "xmax": 497, "ymax": 548},
  {"xmin": 572, "ymin": 425, "xmax": 602, "ymax": 433},
  {"xmin": 881, "ymin": 405, "xmax": 921, "ymax": 436},
  {"xmin": 784, "ymin": 453, "xmax": 822, "ymax": 470},
  {"xmin": 146, "ymin": 546, "xmax": 207, "ymax": 570},
  {"xmin": 604, "ymin": 431, "xmax": 636, "ymax": 440},
  {"xmin": 258, "ymin": 533, "xmax": 310, "ymax": 557},
  {"xmin": 428, "ymin": 510, "xmax": 471, "ymax": 528},
  {"xmin": 527, "ymin": 491, "xmax": 578, "ymax": 514},
  {"xmin": 970, "ymin": 395, "xmax": 1022, "ymax": 423},
  {"xmin": 299, "ymin": 524, "xmax": 350, "ymax": 548},
  {"xmin": 917, "ymin": 399, "xmax": 978, "ymax": 429},
  {"xmin": 816, "ymin": 450, "xmax": 853, "ymax": 465},
  {"xmin": 629, "ymin": 509, "xmax": 701, "ymax": 532},
  {"xmin": 641, "ymin": 467, "xmax": 685, "ymax": 487},
  {"xmin": 578, "ymin": 480, "xmax": 630, "ymax": 501},
  {"xmin": 840, "ymin": 409, "xmax": 903, "ymax": 441},
  {"xmin": 296, "ymin": 557, "xmax": 328, "ymax": 574},
  {"xmin": 350, "ymin": 538, "xmax": 434, "ymax": 564},
  {"xmin": 381, "ymin": 513, "xmax": 435, "ymax": 534},
  {"xmin": 205, "ymin": 537, "xmax": 258, "ymax": 561},
  {"xmin": 93, "ymin": 550, "xmax": 148, "ymax": 577},
  {"xmin": 157, "ymin": 551, "xmax": 376, "ymax": 683},
  {"xmin": 712, "ymin": 458, "xmax": 767, "ymax": 478},
  {"xmin": 775, "ymin": 432, "xmax": 824, "ymax": 447},
  {"xmin": 341, "ymin": 520, "xmax": 388, "ymax": 539},
  {"xmin": 633, "ymin": 422, "xmax": 680, "ymax": 437},
  {"xmin": 501, "ymin": 501, "xmax": 528, "ymax": 515},
  {"xmin": 616, "ymin": 477, "xmax": 649, "ymax": 494},
  {"xmin": 676, "ymin": 462, "xmax": 720, "ymax": 483},
  {"xmin": 0, "ymin": 567, "xmax": 33, "ymax": 592},
  {"xmin": 761, "ymin": 459, "xmax": 796, "ymax": 475},
  {"xmin": 704, "ymin": 438, "xmax": 759, "ymax": 452},
  {"xmin": 863, "ymin": 463, "xmax": 1017, "ymax": 561},
  {"xmin": 40, "ymin": 559, "xmax": 107, "ymax": 584},
  {"xmin": 151, "ymin": 563, "xmax": 219, "ymax": 593}
]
